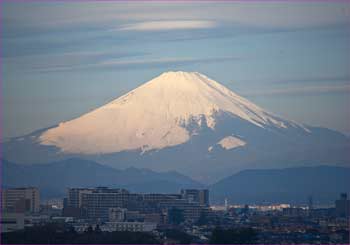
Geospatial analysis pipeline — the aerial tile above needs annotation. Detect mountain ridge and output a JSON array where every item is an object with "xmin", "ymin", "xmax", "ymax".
[
  {"xmin": 210, "ymin": 165, "xmax": 350, "ymax": 204},
  {"xmin": 3, "ymin": 158, "xmax": 349, "ymax": 204},
  {"xmin": 2, "ymin": 158, "xmax": 203, "ymax": 198}
]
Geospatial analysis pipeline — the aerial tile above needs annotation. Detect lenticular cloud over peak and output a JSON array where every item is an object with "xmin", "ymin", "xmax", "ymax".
[{"xmin": 118, "ymin": 20, "xmax": 217, "ymax": 31}]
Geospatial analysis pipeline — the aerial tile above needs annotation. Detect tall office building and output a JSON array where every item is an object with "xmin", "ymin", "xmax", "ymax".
[
  {"xmin": 2, "ymin": 187, "xmax": 40, "ymax": 213},
  {"xmin": 81, "ymin": 189, "xmax": 135, "ymax": 220},
  {"xmin": 63, "ymin": 188, "xmax": 94, "ymax": 217},
  {"xmin": 159, "ymin": 198, "xmax": 210, "ymax": 222},
  {"xmin": 181, "ymin": 189, "xmax": 209, "ymax": 206},
  {"xmin": 65, "ymin": 187, "xmax": 130, "ymax": 219},
  {"xmin": 64, "ymin": 187, "xmax": 210, "ymax": 222},
  {"xmin": 67, "ymin": 188, "xmax": 95, "ymax": 208},
  {"xmin": 308, "ymin": 195, "xmax": 313, "ymax": 210},
  {"xmin": 335, "ymin": 193, "xmax": 350, "ymax": 217}
]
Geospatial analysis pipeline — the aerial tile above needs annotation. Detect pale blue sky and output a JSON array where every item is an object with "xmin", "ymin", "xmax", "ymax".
[{"xmin": 2, "ymin": 1, "xmax": 350, "ymax": 139}]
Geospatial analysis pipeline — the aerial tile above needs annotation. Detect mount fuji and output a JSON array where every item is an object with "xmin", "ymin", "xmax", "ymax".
[{"xmin": 3, "ymin": 71, "xmax": 349, "ymax": 182}]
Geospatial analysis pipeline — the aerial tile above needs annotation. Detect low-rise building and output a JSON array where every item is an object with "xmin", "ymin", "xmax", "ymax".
[
  {"xmin": 109, "ymin": 207, "xmax": 126, "ymax": 222},
  {"xmin": 2, "ymin": 187, "xmax": 40, "ymax": 213},
  {"xmin": 282, "ymin": 207, "xmax": 307, "ymax": 217},
  {"xmin": 102, "ymin": 222, "xmax": 157, "ymax": 232},
  {"xmin": 1, "ymin": 213, "xmax": 25, "ymax": 233}
]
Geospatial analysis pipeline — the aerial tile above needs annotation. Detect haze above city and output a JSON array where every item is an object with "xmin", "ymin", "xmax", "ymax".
[{"xmin": 2, "ymin": 1, "xmax": 350, "ymax": 139}]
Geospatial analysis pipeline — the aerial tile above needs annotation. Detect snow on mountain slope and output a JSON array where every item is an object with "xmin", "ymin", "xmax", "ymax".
[
  {"xmin": 208, "ymin": 136, "xmax": 247, "ymax": 152},
  {"xmin": 218, "ymin": 136, "xmax": 247, "ymax": 150},
  {"xmin": 39, "ymin": 71, "xmax": 308, "ymax": 154}
]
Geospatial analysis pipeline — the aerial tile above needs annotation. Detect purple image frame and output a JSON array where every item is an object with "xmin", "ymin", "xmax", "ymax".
[{"xmin": 0, "ymin": 0, "xmax": 349, "ymax": 244}]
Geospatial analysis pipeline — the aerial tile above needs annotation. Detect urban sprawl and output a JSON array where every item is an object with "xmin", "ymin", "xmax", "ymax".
[{"xmin": 1, "ymin": 187, "xmax": 349, "ymax": 243}]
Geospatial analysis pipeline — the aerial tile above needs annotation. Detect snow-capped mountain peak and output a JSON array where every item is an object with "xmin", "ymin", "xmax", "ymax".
[{"xmin": 39, "ymin": 71, "xmax": 305, "ymax": 154}]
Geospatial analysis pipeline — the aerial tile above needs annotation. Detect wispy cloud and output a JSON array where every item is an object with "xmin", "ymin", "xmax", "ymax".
[
  {"xmin": 242, "ymin": 84, "xmax": 350, "ymax": 96},
  {"xmin": 118, "ymin": 20, "xmax": 217, "ymax": 31},
  {"xmin": 3, "ymin": 2, "xmax": 350, "ymax": 30},
  {"xmin": 276, "ymin": 75, "xmax": 350, "ymax": 84},
  {"xmin": 3, "ymin": 2, "xmax": 350, "ymax": 59},
  {"xmin": 3, "ymin": 50, "xmax": 147, "ymax": 72},
  {"xmin": 33, "ymin": 56, "xmax": 239, "ymax": 73},
  {"xmin": 239, "ymin": 75, "xmax": 350, "ymax": 85}
]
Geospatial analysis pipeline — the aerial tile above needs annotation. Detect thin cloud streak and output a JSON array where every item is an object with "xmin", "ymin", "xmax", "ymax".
[
  {"xmin": 238, "ymin": 75, "xmax": 350, "ymax": 84},
  {"xmin": 3, "ymin": 2, "xmax": 350, "ymax": 31},
  {"xmin": 4, "ymin": 51, "xmax": 148, "ymax": 72},
  {"xmin": 242, "ymin": 84, "xmax": 350, "ymax": 96},
  {"xmin": 33, "ymin": 56, "xmax": 240, "ymax": 73},
  {"xmin": 118, "ymin": 20, "xmax": 217, "ymax": 31}
]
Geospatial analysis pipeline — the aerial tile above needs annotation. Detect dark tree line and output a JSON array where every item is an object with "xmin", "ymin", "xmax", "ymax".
[
  {"xmin": 2, "ymin": 223, "xmax": 258, "ymax": 244},
  {"xmin": 2, "ymin": 224, "xmax": 159, "ymax": 244},
  {"xmin": 210, "ymin": 227, "xmax": 257, "ymax": 244}
]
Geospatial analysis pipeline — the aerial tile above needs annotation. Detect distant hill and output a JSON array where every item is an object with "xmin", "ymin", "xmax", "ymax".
[
  {"xmin": 3, "ymin": 159, "xmax": 349, "ymax": 204},
  {"xmin": 210, "ymin": 166, "xmax": 350, "ymax": 205},
  {"xmin": 2, "ymin": 158, "xmax": 203, "ymax": 198}
]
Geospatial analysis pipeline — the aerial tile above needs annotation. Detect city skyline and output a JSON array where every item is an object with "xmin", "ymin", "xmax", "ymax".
[{"xmin": 2, "ymin": 185, "xmax": 349, "ymax": 243}]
